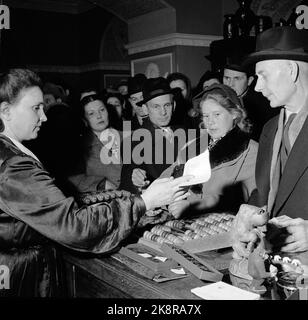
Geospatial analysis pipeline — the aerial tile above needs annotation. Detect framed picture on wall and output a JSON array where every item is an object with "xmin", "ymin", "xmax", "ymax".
[
  {"xmin": 131, "ymin": 53, "xmax": 173, "ymax": 78},
  {"xmin": 103, "ymin": 74, "xmax": 129, "ymax": 90}
]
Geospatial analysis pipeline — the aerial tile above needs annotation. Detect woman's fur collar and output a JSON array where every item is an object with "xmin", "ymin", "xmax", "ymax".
[{"xmin": 210, "ymin": 126, "xmax": 250, "ymax": 168}]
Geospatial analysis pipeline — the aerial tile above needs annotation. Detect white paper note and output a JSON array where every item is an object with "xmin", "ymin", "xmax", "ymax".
[
  {"xmin": 191, "ymin": 281, "xmax": 260, "ymax": 300},
  {"xmin": 153, "ymin": 256, "xmax": 168, "ymax": 262},
  {"xmin": 138, "ymin": 253, "xmax": 152, "ymax": 258},
  {"xmin": 180, "ymin": 149, "xmax": 211, "ymax": 187},
  {"xmin": 170, "ymin": 268, "xmax": 186, "ymax": 275}
]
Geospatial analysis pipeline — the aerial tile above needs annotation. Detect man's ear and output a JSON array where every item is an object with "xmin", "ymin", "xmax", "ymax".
[
  {"xmin": 142, "ymin": 104, "xmax": 148, "ymax": 115},
  {"xmin": 247, "ymin": 76, "xmax": 254, "ymax": 87},
  {"xmin": 0, "ymin": 102, "xmax": 11, "ymax": 121},
  {"xmin": 172, "ymin": 100, "xmax": 176, "ymax": 112},
  {"xmin": 288, "ymin": 61, "xmax": 299, "ymax": 82}
]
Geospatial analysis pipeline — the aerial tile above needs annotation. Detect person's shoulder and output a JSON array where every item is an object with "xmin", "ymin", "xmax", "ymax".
[
  {"xmin": 248, "ymin": 139, "xmax": 259, "ymax": 150},
  {"xmin": 0, "ymin": 135, "xmax": 21, "ymax": 162},
  {"xmin": 246, "ymin": 139, "xmax": 259, "ymax": 159},
  {"xmin": 263, "ymin": 113, "xmax": 280, "ymax": 131}
]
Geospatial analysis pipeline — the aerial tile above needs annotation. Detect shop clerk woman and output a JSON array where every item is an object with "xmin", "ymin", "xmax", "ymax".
[{"xmin": 0, "ymin": 69, "xmax": 192, "ymax": 297}]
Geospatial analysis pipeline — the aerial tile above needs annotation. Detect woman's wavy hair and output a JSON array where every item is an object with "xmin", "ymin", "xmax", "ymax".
[
  {"xmin": 0, "ymin": 69, "xmax": 42, "ymax": 132},
  {"xmin": 198, "ymin": 84, "xmax": 252, "ymax": 134},
  {"xmin": 79, "ymin": 93, "xmax": 119, "ymax": 131}
]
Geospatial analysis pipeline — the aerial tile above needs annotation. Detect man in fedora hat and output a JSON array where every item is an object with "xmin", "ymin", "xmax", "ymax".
[
  {"xmin": 234, "ymin": 26, "xmax": 308, "ymax": 257},
  {"xmin": 120, "ymin": 77, "xmax": 188, "ymax": 194}
]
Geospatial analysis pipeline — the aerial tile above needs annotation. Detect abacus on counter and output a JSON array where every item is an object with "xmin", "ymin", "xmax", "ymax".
[{"xmin": 139, "ymin": 213, "xmax": 235, "ymax": 254}]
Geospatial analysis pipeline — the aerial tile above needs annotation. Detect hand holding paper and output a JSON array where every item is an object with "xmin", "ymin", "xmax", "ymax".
[{"xmin": 180, "ymin": 149, "xmax": 211, "ymax": 187}]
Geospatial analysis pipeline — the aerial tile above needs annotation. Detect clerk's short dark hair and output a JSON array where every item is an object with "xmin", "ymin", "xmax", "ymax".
[{"xmin": 0, "ymin": 69, "xmax": 42, "ymax": 132}]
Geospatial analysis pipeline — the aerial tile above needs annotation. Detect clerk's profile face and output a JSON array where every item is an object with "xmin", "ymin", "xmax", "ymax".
[{"xmin": 4, "ymin": 86, "xmax": 47, "ymax": 142}]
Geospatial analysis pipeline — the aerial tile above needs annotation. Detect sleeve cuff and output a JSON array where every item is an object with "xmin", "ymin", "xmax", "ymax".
[{"xmin": 132, "ymin": 195, "xmax": 147, "ymax": 217}]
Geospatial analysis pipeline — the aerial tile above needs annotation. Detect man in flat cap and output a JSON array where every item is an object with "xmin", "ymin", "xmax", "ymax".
[{"xmin": 234, "ymin": 26, "xmax": 308, "ymax": 257}]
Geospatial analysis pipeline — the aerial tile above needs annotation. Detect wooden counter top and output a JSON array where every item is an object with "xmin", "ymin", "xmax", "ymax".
[{"xmin": 61, "ymin": 249, "xmax": 232, "ymax": 299}]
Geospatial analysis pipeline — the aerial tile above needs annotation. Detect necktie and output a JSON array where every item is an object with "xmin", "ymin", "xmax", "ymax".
[{"xmin": 280, "ymin": 113, "xmax": 296, "ymax": 173}]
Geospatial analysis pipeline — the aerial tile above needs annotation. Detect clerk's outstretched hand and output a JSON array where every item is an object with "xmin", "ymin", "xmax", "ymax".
[
  {"xmin": 168, "ymin": 200, "xmax": 190, "ymax": 219},
  {"xmin": 269, "ymin": 216, "xmax": 308, "ymax": 253},
  {"xmin": 141, "ymin": 176, "xmax": 193, "ymax": 211}
]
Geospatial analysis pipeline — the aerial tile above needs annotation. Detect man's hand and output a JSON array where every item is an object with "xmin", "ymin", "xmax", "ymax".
[
  {"xmin": 168, "ymin": 200, "xmax": 190, "ymax": 219},
  {"xmin": 141, "ymin": 176, "xmax": 193, "ymax": 211},
  {"xmin": 132, "ymin": 168, "xmax": 150, "ymax": 188},
  {"xmin": 269, "ymin": 216, "xmax": 308, "ymax": 253},
  {"xmin": 231, "ymin": 204, "xmax": 268, "ymax": 259}
]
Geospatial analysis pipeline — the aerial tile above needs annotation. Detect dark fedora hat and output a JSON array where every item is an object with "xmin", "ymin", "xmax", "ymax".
[
  {"xmin": 136, "ymin": 77, "xmax": 173, "ymax": 106},
  {"xmin": 243, "ymin": 26, "xmax": 308, "ymax": 67},
  {"xmin": 127, "ymin": 73, "xmax": 147, "ymax": 96}
]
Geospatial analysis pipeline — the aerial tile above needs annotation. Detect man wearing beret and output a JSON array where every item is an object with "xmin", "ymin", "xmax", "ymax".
[{"xmin": 235, "ymin": 26, "xmax": 308, "ymax": 257}]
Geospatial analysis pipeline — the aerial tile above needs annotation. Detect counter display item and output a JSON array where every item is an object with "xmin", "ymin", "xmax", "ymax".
[
  {"xmin": 160, "ymin": 243, "xmax": 223, "ymax": 282},
  {"xmin": 139, "ymin": 213, "xmax": 235, "ymax": 253}
]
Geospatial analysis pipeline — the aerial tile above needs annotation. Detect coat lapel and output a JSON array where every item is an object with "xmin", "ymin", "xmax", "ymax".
[{"xmin": 273, "ymin": 114, "xmax": 308, "ymax": 215}]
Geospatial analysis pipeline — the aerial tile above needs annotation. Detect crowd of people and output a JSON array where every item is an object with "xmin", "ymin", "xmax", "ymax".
[{"xmin": 0, "ymin": 25, "xmax": 308, "ymax": 297}]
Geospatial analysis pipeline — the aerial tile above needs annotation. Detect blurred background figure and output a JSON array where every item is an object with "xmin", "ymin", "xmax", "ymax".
[
  {"xmin": 116, "ymin": 79, "xmax": 132, "ymax": 120},
  {"xmin": 106, "ymin": 92, "xmax": 126, "ymax": 131},
  {"xmin": 127, "ymin": 73, "xmax": 148, "ymax": 131},
  {"xmin": 80, "ymin": 87, "xmax": 98, "ymax": 101},
  {"xmin": 166, "ymin": 72, "xmax": 195, "ymax": 128},
  {"xmin": 42, "ymin": 82, "xmax": 68, "ymax": 112},
  {"xmin": 223, "ymin": 57, "xmax": 279, "ymax": 141},
  {"xmin": 195, "ymin": 70, "xmax": 221, "ymax": 95}
]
